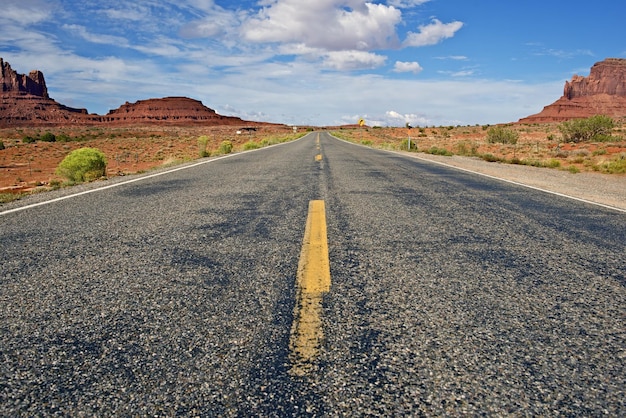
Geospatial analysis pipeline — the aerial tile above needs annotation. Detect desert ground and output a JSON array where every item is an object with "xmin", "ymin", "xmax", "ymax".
[{"xmin": 1, "ymin": 122, "xmax": 625, "ymax": 203}]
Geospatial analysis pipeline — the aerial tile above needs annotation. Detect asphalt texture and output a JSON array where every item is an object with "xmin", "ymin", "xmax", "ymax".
[{"xmin": 1, "ymin": 132, "xmax": 625, "ymax": 416}]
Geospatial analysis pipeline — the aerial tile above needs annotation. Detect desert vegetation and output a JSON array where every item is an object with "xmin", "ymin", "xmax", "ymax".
[
  {"xmin": 333, "ymin": 115, "xmax": 626, "ymax": 175},
  {"xmin": 56, "ymin": 147, "xmax": 107, "ymax": 183},
  {"xmin": 0, "ymin": 125, "xmax": 304, "ymax": 203}
]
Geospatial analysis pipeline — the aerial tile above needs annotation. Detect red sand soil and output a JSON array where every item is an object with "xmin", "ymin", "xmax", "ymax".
[
  {"xmin": 0, "ymin": 125, "xmax": 296, "ymax": 194},
  {"xmin": 335, "ymin": 123, "xmax": 626, "ymax": 173}
]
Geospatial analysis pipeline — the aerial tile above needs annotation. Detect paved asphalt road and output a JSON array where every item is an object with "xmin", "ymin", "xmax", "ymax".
[{"xmin": 1, "ymin": 132, "xmax": 625, "ymax": 416}]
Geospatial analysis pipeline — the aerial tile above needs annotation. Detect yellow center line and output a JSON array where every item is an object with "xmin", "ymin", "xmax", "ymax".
[{"xmin": 289, "ymin": 200, "xmax": 331, "ymax": 376}]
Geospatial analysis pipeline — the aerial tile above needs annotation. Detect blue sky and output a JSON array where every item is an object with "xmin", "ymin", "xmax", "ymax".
[{"xmin": 1, "ymin": 0, "xmax": 624, "ymax": 126}]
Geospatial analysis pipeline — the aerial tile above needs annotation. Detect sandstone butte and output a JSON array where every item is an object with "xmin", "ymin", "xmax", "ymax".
[
  {"xmin": 519, "ymin": 58, "xmax": 626, "ymax": 124},
  {"xmin": 0, "ymin": 57, "xmax": 264, "ymax": 127}
]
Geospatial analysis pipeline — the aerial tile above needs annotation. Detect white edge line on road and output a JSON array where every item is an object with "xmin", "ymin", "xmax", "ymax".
[
  {"xmin": 329, "ymin": 133, "xmax": 626, "ymax": 214},
  {"xmin": 1, "ymin": 133, "xmax": 313, "ymax": 217}
]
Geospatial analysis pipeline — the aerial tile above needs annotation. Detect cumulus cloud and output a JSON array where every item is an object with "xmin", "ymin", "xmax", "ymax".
[
  {"xmin": 404, "ymin": 18, "xmax": 464, "ymax": 47},
  {"xmin": 378, "ymin": 110, "xmax": 429, "ymax": 127},
  {"xmin": 323, "ymin": 50, "xmax": 387, "ymax": 70},
  {"xmin": 393, "ymin": 61, "xmax": 423, "ymax": 73},
  {"xmin": 242, "ymin": 1, "xmax": 402, "ymax": 51}
]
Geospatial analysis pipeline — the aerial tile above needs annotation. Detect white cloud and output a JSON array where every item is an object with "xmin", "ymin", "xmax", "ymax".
[
  {"xmin": 1, "ymin": 0, "xmax": 55, "ymax": 25},
  {"xmin": 379, "ymin": 110, "xmax": 430, "ymax": 127},
  {"xmin": 101, "ymin": 6, "xmax": 147, "ymax": 21},
  {"xmin": 387, "ymin": 0, "xmax": 430, "ymax": 8},
  {"xmin": 62, "ymin": 24, "xmax": 130, "ymax": 47},
  {"xmin": 436, "ymin": 55, "xmax": 468, "ymax": 61},
  {"xmin": 393, "ymin": 61, "xmax": 423, "ymax": 73},
  {"xmin": 404, "ymin": 18, "xmax": 464, "ymax": 47},
  {"xmin": 323, "ymin": 50, "xmax": 387, "ymax": 70},
  {"xmin": 241, "ymin": 1, "xmax": 402, "ymax": 51}
]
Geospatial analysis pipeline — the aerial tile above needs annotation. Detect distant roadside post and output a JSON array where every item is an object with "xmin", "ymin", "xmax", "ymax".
[{"xmin": 406, "ymin": 123, "xmax": 412, "ymax": 150}]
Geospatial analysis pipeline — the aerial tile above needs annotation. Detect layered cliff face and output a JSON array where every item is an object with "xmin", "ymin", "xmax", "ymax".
[
  {"xmin": 103, "ymin": 97, "xmax": 244, "ymax": 125},
  {"xmin": 520, "ymin": 58, "xmax": 626, "ymax": 123},
  {"xmin": 1, "ymin": 58, "xmax": 49, "ymax": 98},
  {"xmin": 1, "ymin": 58, "xmax": 93, "ymax": 126},
  {"xmin": 0, "ymin": 58, "xmax": 255, "ymax": 127}
]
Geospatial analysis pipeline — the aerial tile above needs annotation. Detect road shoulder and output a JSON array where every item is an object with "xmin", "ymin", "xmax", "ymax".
[{"xmin": 401, "ymin": 151, "xmax": 626, "ymax": 212}]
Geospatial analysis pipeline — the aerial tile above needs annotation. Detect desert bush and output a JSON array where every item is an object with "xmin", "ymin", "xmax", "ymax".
[
  {"xmin": 219, "ymin": 140, "xmax": 233, "ymax": 154},
  {"xmin": 481, "ymin": 153, "xmax": 501, "ymax": 162},
  {"xmin": 40, "ymin": 132, "xmax": 56, "ymax": 142},
  {"xmin": 486, "ymin": 126, "xmax": 519, "ymax": 144},
  {"xmin": 243, "ymin": 141, "xmax": 260, "ymax": 150},
  {"xmin": 400, "ymin": 138, "xmax": 418, "ymax": 150},
  {"xmin": 22, "ymin": 135, "xmax": 37, "ymax": 144},
  {"xmin": 456, "ymin": 141, "xmax": 478, "ymax": 156},
  {"xmin": 0, "ymin": 140, "xmax": 5, "ymax": 150},
  {"xmin": 545, "ymin": 159, "xmax": 561, "ymax": 168},
  {"xmin": 559, "ymin": 115, "xmax": 615, "ymax": 143},
  {"xmin": 197, "ymin": 135, "xmax": 210, "ymax": 157},
  {"xmin": 427, "ymin": 147, "xmax": 453, "ymax": 156},
  {"xmin": 599, "ymin": 153, "xmax": 626, "ymax": 174},
  {"xmin": 56, "ymin": 147, "xmax": 107, "ymax": 183}
]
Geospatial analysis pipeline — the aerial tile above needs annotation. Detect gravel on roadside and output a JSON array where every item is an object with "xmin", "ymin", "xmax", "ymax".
[{"xmin": 400, "ymin": 152, "xmax": 626, "ymax": 212}]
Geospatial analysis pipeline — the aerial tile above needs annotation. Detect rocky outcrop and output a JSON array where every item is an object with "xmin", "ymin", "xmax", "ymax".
[
  {"xmin": 1, "ymin": 58, "xmax": 95, "ymax": 126},
  {"xmin": 520, "ymin": 58, "xmax": 626, "ymax": 123},
  {"xmin": 103, "ymin": 97, "xmax": 245, "ymax": 125},
  {"xmin": 0, "ymin": 58, "xmax": 268, "ymax": 127},
  {"xmin": 1, "ymin": 58, "xmax": 49, "ymax": 98}
]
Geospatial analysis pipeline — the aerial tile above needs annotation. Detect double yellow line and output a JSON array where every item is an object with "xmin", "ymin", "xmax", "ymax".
[{"xmin": 289, "ymin": 199, "xmax": 331, "ymax": 376}]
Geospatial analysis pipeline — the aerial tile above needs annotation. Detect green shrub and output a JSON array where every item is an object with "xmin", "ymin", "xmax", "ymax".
[
  {"xmin": 545, "ymin": 159, "xmax": 561, "ymax": 168},
  {"xmin": 219, "ymin": 140, "xmax": 233, "ymax": 154},
  {"xmin": 486, "ymin": 126, "xmax": 519, "ymax": 144},
  {"xmin": 400, "ymin": 138, "xmax": 418, "ymax": 150},
  {"xmin": 559, "ymin": 115, "xmax": 615, "ymax": 143},
  {"xmin": 56, "ymin": 147, "xmax": 107, "ymax": 183},
  {"xmin": 481, "ymin": 153, "xmax": 501, "ymax": 162},
  {"xmin": 0, "ymin": 140, "xmax": 5, "ymax": 150},
  {"xmin": 23, "ymin": 135, "xmax": 37, "ymax": 144},
  {"xmin": 40, "ymin": 132, "xmax": 56, "ymax": 142},
  {"xmin": 599, "ymin": 154, "xmax": 626, "ymax": 174},
  {"xmin": 427, "ymin": 146, "xmax": 453, "ymax": 156},
  {"xmin": 456, "ymin": 142, "xmax": 478, "ymax": 156},
  {"xmin": 197, "ymin": 135, "xmax": 210, "ymax": 157},
  {"xmin": 243, "ymin": 141, "xmax": 260, "ymax": 150},
  {"xmin": 48, "ymin": 179, "xmax": 62, "ymax": 190}
]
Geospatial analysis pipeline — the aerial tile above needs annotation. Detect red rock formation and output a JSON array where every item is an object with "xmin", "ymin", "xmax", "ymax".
[
  {"xmin": 103, "ymin": 97, "xmax": 245, "ymax": 125},
  {"xmin": 1, "ymin": 58, "xmax": 49, "ymax": 98},
  {"xmin": 0, "ymin": 58, "xmax": 271, "ymax": 127},
  {"xmin": 0, "ymin": 58, "xmax": 95, "ymax": 126},
  {"xmin": 520, "ymin": 58, "xmax": 626, "ymax": 123}
]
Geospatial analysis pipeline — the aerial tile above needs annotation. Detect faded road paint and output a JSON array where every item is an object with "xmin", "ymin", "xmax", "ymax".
[{"xmin": 289, "ymin": 200, "xmax": 331, "ymax": 376}]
